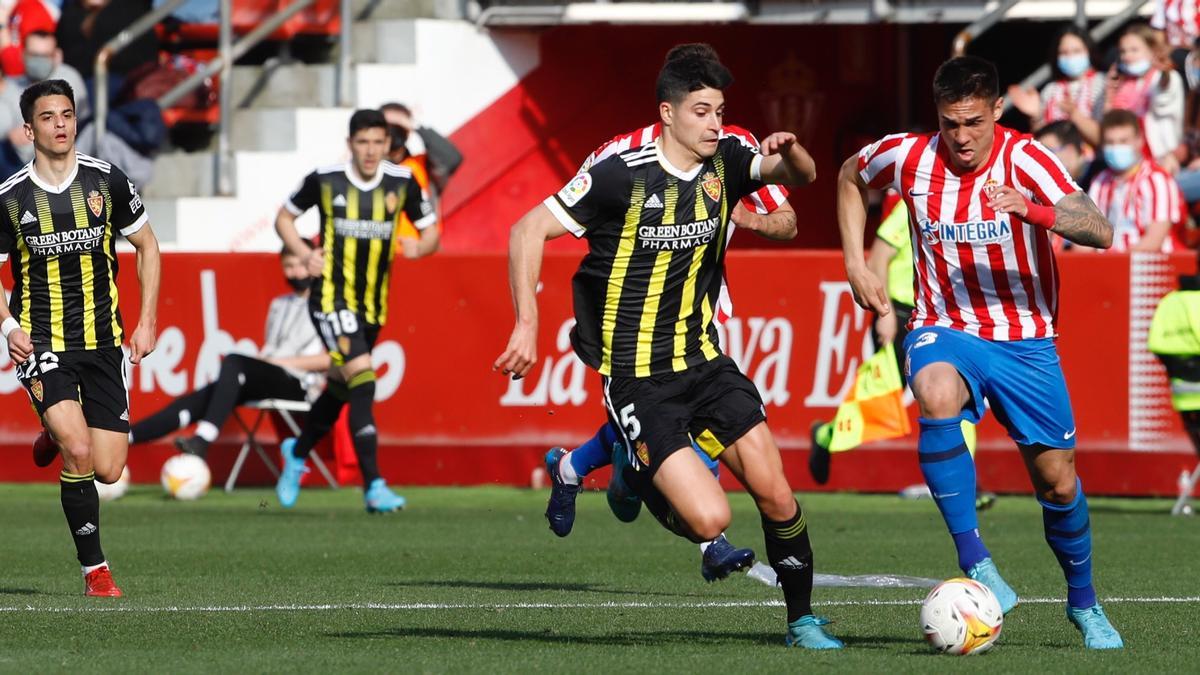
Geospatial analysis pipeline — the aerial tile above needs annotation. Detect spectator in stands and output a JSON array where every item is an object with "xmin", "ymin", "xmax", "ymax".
[
  {"xmin": 0, "ymin": 30, "xmax": 86, "ymax": 169},
  {"xmin": 1081, "ymin": 24, "xmax": 1185, "ymax": 173},
  {"xmin": 1035, "ymin": 120, "xmax": 1092, "ymax": 189},
  {"xmin": 57, "ymin": 0, "xmax": 156, "ymax": 81},
  {"xmin": 1088, "ymin": 109, "xmax": 1186, "ymax": 253},
  {"xmin": 1008, "ymin": 25, "xmax": 1103, "ymax": 133},
  {"xmin": 0, "ymin": 0, "xmax": 58, "ymax": 77},
  {"xmin": 1152, "ymin": 0, "xmax": 1200, "ymax": 73},
  {"xmin": 381, "ymin": 102, "xmax": 463, "ymax": 196},
  {"xmin": 128, "ymin": 248, "xmax": 330, "ymax": 460}
]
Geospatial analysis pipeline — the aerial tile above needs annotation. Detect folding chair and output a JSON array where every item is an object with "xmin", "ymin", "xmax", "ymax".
[
  {"xmin": 225, "ymin": 398, "xmax": 339, "ymax": 493},
  {"xmin": 1172, "ymin": 464, "xmax": 1200, "ymax": 516}
]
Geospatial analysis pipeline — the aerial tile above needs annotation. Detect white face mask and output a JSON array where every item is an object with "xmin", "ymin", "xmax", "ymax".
[{"xmin": 1120, "ymin": 58, "xmax": 1152, "ymax": 77}]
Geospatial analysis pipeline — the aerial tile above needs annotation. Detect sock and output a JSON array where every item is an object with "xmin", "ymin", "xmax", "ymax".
[
  {"xmin": 293, "ymin": 382, "xmax": 348, "ymax": 459},
  {"xmin": 82, "ymin": 561, "xmax": 108, "ymax": 575},
  {"xmin": 567, "ymin": 423, "xmax": 617, "ymax": 478},
  {"xmin": 918, "ymin": 417, "xmax": 989, "ymax": 572},
  {"xmin": 558, "ymin": 457, "xmax": 579, "ymax": 485},
  {"xmin": 1041, "ymin": 478, "xmax": 1097, "ymax": 609},
  {"xmin": 347, "ymin": 371, "xmax": 380, "ymax": 485},
  {"xmin": 194, "ymin": 421, "xmax": 219, "ymax": 444},
  {"xmin": 762, "ymin": 501, "xmax": 815, "ymax": 623},
  {"xmin": 60, "ymin": 470, "xmax": 104, "ymax": 567},
  {"xmin": 691, "ymin": 443, "xmax": 720, "ymax": 478},
  {"xmin": 698, "ymin": 533, "xmax": 724, "ymax": 553}
]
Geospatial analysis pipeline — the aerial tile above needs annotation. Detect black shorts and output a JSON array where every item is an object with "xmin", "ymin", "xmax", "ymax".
[
  {"xmin": 602, "ymin": 355, "xmax": 766, "ymax": 475},
  {"xmin": 16, "ymin": 347, "xmax": 129, "ymax": 433},
  {"xmin": 309, "ymin": 309, "xmax": 381, "ymax": 366}
]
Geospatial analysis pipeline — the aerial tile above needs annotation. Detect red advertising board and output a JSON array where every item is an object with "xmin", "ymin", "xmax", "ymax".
[{"xmin": 0, "ymin": 251, "xmax": 1195, "ymax": 496}]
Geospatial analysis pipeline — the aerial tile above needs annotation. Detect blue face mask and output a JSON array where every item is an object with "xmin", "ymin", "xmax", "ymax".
[
  {"xmin": 1120, "ymin": 58, "xmax": 1152, "ymax": 76},
  {"xmin": 1103, "ymin": 144, "xmax": 1139, "ymax": 172},
  {"xmin": 1057, "ymin": 53, "xmax": 1090, "ymax": 79}
]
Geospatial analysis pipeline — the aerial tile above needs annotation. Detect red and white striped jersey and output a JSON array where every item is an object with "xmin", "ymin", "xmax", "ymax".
[
  {"xmin": 857, "ymin": 125, "xmax": 1081, "ymax": 341},
  {"xmin": 1152, "ymin": 0, "xmax": 1200, "ymax": 49},
  {"xmin": 1087, "ymin": 161, "xmax": 1184, "ymax": 252},
  {"xmin": 1040, "ymin": 70, "xmax": 1104, "ymax": 125},
  {"xmin": 580, "ymin": 123, "xmax": 790, "ymax": 326}
]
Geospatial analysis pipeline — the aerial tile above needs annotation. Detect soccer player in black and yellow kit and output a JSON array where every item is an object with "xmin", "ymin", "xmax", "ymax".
[
  {"xmin": 494, "ymin": 45, "xmax": 841, "ymax": 649},
  {"xmin": 274, "ymin": 109, "xmax": 438, "ymax": 512},
  {"xmin": 0, "ymin": 80, "xmax": 161, "ymax": 597}
]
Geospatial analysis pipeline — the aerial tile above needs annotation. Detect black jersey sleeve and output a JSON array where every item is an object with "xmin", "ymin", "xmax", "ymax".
[
  {"xmin": 718, "ymin": 136, "xmax": 765, "ymax": 203},
  {"xmin": 285, "ymin": 171, "xmax": 321, "ymax": 216},
  {"xmin": 403, "ymin": 176, "xmax": 437, "ymax": 231},
  {"xmin": 0, "ymin": 207, "xmax": 13, "ymax": 264},
  {"xmin": 107, "ymin": 164, "xmax": 149, "ymax": 237},
  {"xmin": 543, "ymin": 157, "xmax": 630, "ymax": 238}
]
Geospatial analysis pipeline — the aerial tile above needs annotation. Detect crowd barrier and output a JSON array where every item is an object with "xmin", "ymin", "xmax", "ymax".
[{"xmin": 1, "ymin": 251, "xmax": 1195, "ymax": 496}]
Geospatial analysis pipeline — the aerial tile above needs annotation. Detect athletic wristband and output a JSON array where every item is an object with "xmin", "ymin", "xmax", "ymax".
[
  {"xmin": 1, "ymin": 317, "xmax": 19, "ymax": 339},
  {"xmin": 1023, "ymin": 197, "xmax": 1056, "ymax": 230}
]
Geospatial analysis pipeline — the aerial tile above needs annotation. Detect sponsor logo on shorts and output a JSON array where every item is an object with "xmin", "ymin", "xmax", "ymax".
[
  {"xmin": 120, "ymin": 409, "xmax": 129, "ymax": 421},
  {"xmin": 1063, "ymin": 428, "xmax": 1076, "ymax": 440},
  {"xmin": 911, "ymin": 332, "xmax": 938, "ymax": 351},
  {"xmin": 30, "ymin": 378, "xmax": 42, "ymax": 402},
  {"xmin": 87, "ymin": 190, "xmax": 104, "ymax": 218}
]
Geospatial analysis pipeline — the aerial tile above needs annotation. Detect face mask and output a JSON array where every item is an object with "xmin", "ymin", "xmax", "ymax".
[
  {"xmin": 23, "ymin": 54, "xmax": 53, "ymax": 81},
  {"xmin": 286, "ymin": 276, "xmax": 310, "ymax": 293},
  {"xmin": 1120, "ymin": 58, "xmax": 1151, "ymax": 77},
  {"xmin": 1189, "ymin": 66, "xmax": 1200, "ymax": 86},
  {"xmin": 1057, "ymin": 53, "xmax": 1090, "ymax": 79},
  {"xmin": 1103, "ymin": 144, "xmax": 1138, "ymax": 172}
]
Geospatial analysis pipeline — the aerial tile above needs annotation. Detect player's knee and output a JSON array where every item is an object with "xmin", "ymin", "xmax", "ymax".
[
  {"xmin": 95, "ymin": 463, "xmax": 124, "ymax": 484},
  {"xmin": 758, "ymin": 490, "xmax": 797, "ymax": 522},
  {"xmin": 59, "ymin": 438, "xmax": 93, "ymax": 466},
  {"xmin": 1040, "ymin": 472, "xmax": 1078, "ymax": 505},
  {"xmin": 685, "ymin": 504, "xmax": 731, "ymax": 542}
]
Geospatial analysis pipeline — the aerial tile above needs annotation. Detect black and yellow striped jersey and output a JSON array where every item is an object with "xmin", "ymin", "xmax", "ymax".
[
  {"xmin": 544, "ymin": 136, "xmax": 764, "ymax": 377},
  {"xmin": 286, "ymin": 161, "xmax": 435, "ymax": 325},
  {"xmin": 0, "ymin": 153, "xmax": 147, "ymax": 351}
]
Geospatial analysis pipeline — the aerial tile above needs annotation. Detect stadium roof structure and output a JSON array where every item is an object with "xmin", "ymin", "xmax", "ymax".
[{"xmin": 470, "ymin": 0, "xmax": 1154, "ymax": 27}]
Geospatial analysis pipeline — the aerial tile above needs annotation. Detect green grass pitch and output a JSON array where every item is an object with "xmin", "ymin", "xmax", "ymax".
[{"xmin": 0, "ymin": 484, "xmax": 1196, "ymax": 673}]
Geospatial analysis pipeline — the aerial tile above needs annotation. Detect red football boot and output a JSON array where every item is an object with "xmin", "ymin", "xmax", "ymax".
[
  {"xmin": 32, "ymin": 430, "xmax": 57, "ymax": 468},
  {"xmin": 84, "ymin": 566, "xmax": 123, "ymax": 597}
]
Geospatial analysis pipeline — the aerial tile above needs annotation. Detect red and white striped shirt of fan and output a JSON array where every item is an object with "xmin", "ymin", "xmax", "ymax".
[
  {"xmin": 1088, "ymin": 160, "xmax": 1185, "ymax": 253},
  {"xmin": 579, "ymin": 123, "xmax": 790, "ymax": 325},
  {"xmin": 857, "ymin": 125, "xmax": 1080, "ymax": 342},
  {"xmin": 1152, "ymin": 0, "xmax": 1200, "ymax": 49}
]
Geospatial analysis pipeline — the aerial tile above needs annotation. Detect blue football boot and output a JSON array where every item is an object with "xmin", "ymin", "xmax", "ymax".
[
  {"xmin": 275, "ymin": 438, "xmax": 309, "ymax": 509},
  {"xmin": 785, "ymin": 615, "xmax": 844, "ymax": 649},
  {"xmin": 966, "ymin": 557, "xmax": 1019, "ymax": 614},
  {"xmin": 364, "ymin": 478, "xmax": 406, "ymax": 513},
  {"xmin": 700, "ymin": 534, "xmax": 756, "ymax": 582},
  {"xmin": 1067, "ymin": 603, "xmax": 1124, "ymax": 649},
  {"xmin": 544, "ymin": 448, "xmax": 581, "ymax": 537},
  {"xmin": 606, "ymin": 442, "xmax": 642, "ymax": 523}
]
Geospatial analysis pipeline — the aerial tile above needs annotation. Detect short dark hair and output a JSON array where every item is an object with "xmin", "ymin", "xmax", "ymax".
[
  {"xmin": 1035, "ymin": 120, "xmax": 1083, "ymax": 149},
  {"xmin": 932, "ymin": 56, "xmax": 999, "ymax": 105},
  {"xmin": 1099, "ymin": 108, "xmax": 1142, "ymax": 138},
  {"xmin": 380, "ymin": 102, "xmax": 411, "ymax": 116},
  {"xmin": 348, "ymin": 108, "xmax": 387, "ymax": 137},
  {"xmin": 1048, "ymin": 24, "xmax": 1095, "ymax": 80},
  {"xmin": 19, "ymin": 79, "xmax": 74, "ymax": 124},
  {"xmin": 655, "ymin": 43, "xmax": 733, "ymax": 104},
  {"xmin": 25, "ymin": 30, "xmax": 56, "ymax": 44}
]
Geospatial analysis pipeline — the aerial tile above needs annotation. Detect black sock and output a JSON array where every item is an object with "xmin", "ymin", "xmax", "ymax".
[
  {"xmin": 763, "ymin": 500, "xmax": 815, "ymax": 623},
  {"xmin": 621, "ymin": 465, "xmax": 693, "ymax": 541},
  {"xmin": 293, "ymin": 382, "xmax": 347, "ymax": 459},
  {"xmin": 61, "ymin": 470, "xmax": 104, "ymax": 567},
  {"xmin": 348, "ymin": 372, "xmax": 380, "ymax": 485}
]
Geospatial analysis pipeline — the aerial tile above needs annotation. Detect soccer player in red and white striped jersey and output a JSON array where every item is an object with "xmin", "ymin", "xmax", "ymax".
[
  {"xmin": 1088, "ymin": 109, "xmax": 1185, "ymax": 253},
  {"xmin": 838, "ymin": 56, "xmax": 1123, "ymax": 649}
]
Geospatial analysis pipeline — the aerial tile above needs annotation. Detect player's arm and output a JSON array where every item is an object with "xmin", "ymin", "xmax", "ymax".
[
  {"xmin": 277, "ymin": 172, "xmax": 320, "ymax": 274},
  {"xmin": 400, "ymin": 177, "xmax": 440, "ymax": 259},
  {"xmin": 1131, "ymin": 220, "xmax": 1172, "ymax": 252},
  {"xmin": 0, "ymin": 280, "xmax": 32, "ymax": 364},
  {"xmin": 866, "ymin": 237, "xmax": 899, "ymax": 344},
  {"xmin": 731, "ymin": 200, "xmax": 796, "ymax": 240},
  {"xmin": 266, "ymin": 353, "xmax": 332, "ymax": 373},
  {"xmin": 756, "ymin": 133, "xmax": 817, "ymax": 186},
  {"xmin": 494, "ymin": 203, "xmax": 571, "ymax": 380},
  {"xmin": 837, "ymin": 154, "xmax": 890, "ymax": 315},
  {"xmin": 124, "ymin": 225, "xmax": 160, "ymax": 365}
]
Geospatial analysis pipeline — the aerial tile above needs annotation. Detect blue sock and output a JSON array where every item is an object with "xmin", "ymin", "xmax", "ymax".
[
  {"xmin": 1041, "ymin": 478, "xmax": 1097, "ymax": 609},
  {"xmin": 568, "ymin": 424, "xmax": 618, "ymax": 479},
  {"xmin": 691, "ymin": 443, "xmax": 720, "ymax": 479},
  {"xmin": 918, "ymin": 417, "xmax": 989, "ymax": 572}
]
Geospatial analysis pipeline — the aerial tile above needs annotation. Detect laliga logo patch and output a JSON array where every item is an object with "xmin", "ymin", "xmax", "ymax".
[
  {"xmin": 30, "ymin": 378, "xmax": 43, "ymax": 402},
  {"xmin": 558, "ymin": 173, "xmax": 592, "ymax": 207},
  {"xmin": 701, "ymin": 171, "xmax": 722, "ymax": 202},
  {"xmin": 87, "ymin": 190, "xmax": 104, "ymax": 218}
]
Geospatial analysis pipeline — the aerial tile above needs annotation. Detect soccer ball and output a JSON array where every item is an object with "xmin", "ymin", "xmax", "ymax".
[
  {"xmin": 920, "ymin": 577, "xmax": 1004, "ymax": 655},
  {"xmin": 96, "ymin": 465, "xmax": 130, "ymax": 502},
  {"xmin": 160, "ymin": 454, "xmax": 212, "ymax": 501}
]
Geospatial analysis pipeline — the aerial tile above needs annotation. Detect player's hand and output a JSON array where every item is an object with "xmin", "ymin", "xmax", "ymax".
[
  {"xmin": 730, "ymin": 202, "xmax": 753, "ymax": 229},
  {"xmin": 306, "ymin": 247, "xmax": 325, "ymax": 277},
  {"xmin": 985, "ymin": 185, "xmax": 1029, "ymax": 218},
  {"xmin": 493, "ymin": 321, "xmax": 537, "ymax": 380},
  {"xmin": 128, "ymin": 322, "xmax": 156, "ymax": 365},
  {"xmin": 847, "ymin": 265, "xmax": 890, "ymax": 316},
  {"xmin": 875, "ymin": 311, "xmax": 898, "ymax": 345},
  {"xmin": 7, "ymin": 328, "xmax": 32, "ymax": 364},
  {"xmin": 760, "ymin": 132, "xmax": 797, "ymax": 156}
]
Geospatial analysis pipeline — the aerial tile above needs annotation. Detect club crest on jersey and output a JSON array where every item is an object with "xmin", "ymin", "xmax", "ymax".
[
  {"xmin": 30, "ymin": 378, "xmax": 42, "ymax": 402},
  {"xmin": 385, "ymin": 191, "xmax": 398, "ymax": 213},
  {"xmin": 982, "ymin": 178, "xmax": 1000, "ymax": 198},
  {"xmin": 918, "ymin": 217, "xmax": 1012, "ymax": 246},
  {"xmin": 701, "ymin": 171, "xmax": 722, "ymax": 202},
  {"xmin": 558, "ymin": 173, "xmax": 592, "ymax": 207},
  {"xmin": 87, "ymin": 190, "xmax": 103, "ymax": 217}
]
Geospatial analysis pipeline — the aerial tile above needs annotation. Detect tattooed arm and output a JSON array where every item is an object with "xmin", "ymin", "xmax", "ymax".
[{"xmin": 1051, "ymin": 191, "xmax": 1113, "ymax": 249}]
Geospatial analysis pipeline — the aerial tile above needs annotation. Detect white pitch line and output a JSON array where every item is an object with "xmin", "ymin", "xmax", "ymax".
[{"xmin": 1, "ymin": 597, "xmax": 1197, "ymax": 614}]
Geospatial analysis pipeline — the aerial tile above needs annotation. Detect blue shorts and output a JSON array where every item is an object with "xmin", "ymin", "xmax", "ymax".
[{"xmin": 903, "ymin": 326, "xmax": 1076, "ymax": 449}]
